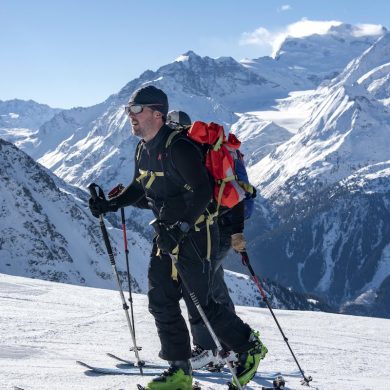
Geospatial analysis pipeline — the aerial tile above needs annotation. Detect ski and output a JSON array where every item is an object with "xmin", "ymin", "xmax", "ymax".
[
  {"xmin": 107, "ymin": 352, "xmax": 136, "ymax": 364},
  {"xmin": 77, "ymin": 360, "xmax": 230, "ymax": 378},
  {"xmin": 78, "ymin": 359, "xmax": 288, "ymax": 381},
  {"xmin": 106, "ymin": 352, "xmax": 168, "ymax": 369},
  {"xmin": 261, "ymin": 384, "xmax": 286, "ymax": 390},
  {"xmin": 77, "ymin": 360, "xmax": 163, "ymax": 376},
  {"xmin": 261, "ymin": 387, "xmax": 285, "ymax": 390},
  {"xmin": 228, "ymin": 373, "xmax": 286, "ymax": 390}
]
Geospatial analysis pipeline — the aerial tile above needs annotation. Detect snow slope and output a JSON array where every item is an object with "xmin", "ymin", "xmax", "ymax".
[{"xmin": 1, "ymin": 273, "xmax": 389, "ymax": 390}]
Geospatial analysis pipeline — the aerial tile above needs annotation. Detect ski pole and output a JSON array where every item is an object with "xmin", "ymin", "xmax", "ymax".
[
  {"xmin": 240, "ymin": 251, "xmax": 312, "ymax": 386},
  {"xmin": 120, "ymin": 206, "xmax": 139, "ymax": 351},
  {"xmin": 150, "ymin": 219, "xmax": 243, "ymax": 390},
  {"xmin": 88, "ymin": 183, "xmax": 144, "ymax": 374},
  {"xmin": 108, "ymin": 184, "xmax": 139, "ymax": 352}
]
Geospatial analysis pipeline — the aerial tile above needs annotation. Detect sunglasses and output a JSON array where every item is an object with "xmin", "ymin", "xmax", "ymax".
[{"xmin": 124, "ymin": 103, "xmax": 164, "ymax": 115}]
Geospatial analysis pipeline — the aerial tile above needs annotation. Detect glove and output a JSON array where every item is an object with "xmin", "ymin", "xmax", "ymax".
[
  {"xmin": 156, "ymin": 222, "xmax": 187, "ymax": 254},
  {"xmin": 231, "ymin": 233, "xmax": 246, "ymax": 252},
  {"xmin": 89, "ymin": 197, "xmax": 117, "ymax": 218},
  {"xmin": 251, "ymin": 186, "xmax": 257, "ymax": 199}
]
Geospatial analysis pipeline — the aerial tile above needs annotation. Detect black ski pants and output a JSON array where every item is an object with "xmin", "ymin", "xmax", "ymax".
[
  {"xmin": 191, "ymin": 224, "xmax": 236, "ymax": 350},
  {"xmin": 148, "ymin": 224, "xmax": 251, "ymax": 361}
]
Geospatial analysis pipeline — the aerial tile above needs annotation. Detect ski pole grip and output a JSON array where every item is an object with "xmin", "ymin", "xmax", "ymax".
[
  {"xmin": 88, "ymin": 183, "xmax": 99, "ymax": 200},
  {"xmin": 88, "ymin": 183, "xmax": 106, "ymax": 200}
]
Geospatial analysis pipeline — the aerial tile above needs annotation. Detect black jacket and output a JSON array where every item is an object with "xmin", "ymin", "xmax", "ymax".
[
  {"xmin": 111, "ymin": 125, "xmax": 213, "ymax": 226},
  {"xmin": 218, "ymin": 201, "xmax": 245, "ymax": 235}
]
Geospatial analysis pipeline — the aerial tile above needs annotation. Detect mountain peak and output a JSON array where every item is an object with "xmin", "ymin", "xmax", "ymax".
[
  {"xmin": 272, "ymin": 22, "xmax": 386, "ymax": 80},
  {"xmin": 174, "ymin": 50, "xmax": 201, "ymax": 62}
]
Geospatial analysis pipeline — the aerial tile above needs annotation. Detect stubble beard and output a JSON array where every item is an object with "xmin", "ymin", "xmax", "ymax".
[
  {"xmin": 131, "ymin": 121, "xmax": 145, "ymax": 138},
  {"xmin": 131, "ymin": 125, "xmax": 142, "ymax": 138},
  {"xmin": 131, "ymin": 116, "xmax": 155, "ymax": 140}
]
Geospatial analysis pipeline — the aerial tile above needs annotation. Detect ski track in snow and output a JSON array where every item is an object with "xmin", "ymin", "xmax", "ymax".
[{"xmin": 1, "ymin": 274, "xmax": 389, "ymax": 390}]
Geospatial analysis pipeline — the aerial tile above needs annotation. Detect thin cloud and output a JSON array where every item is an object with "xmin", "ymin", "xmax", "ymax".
[
  {"xmin": 278, "ymin": 4, "xmax": 291, "ymax": 12},
  {"xmin": 240, "ymin": 27, "xmax": 272, "ymax": 47},
  {"xmin": 283, "ymin": 18, "xmax": 342, "ymax": 37},
  {"xmin": 352, "ymin": 23, "xmax": 385, "ymax": 37}
]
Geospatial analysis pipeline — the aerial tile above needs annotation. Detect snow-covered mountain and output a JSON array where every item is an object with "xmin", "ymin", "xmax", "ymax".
[
  {"xmin": 22, "ymin": 24, "xmax": 384, "ymax": 194},
  {"xmin": 0, "ymin": 99, "xmax": 61, "ymax": 151},
  {"xmin": 0, "ymin": 138, "xmax": 149, "ymax": 292},
  {"xmin": 3, "ymin": 24, "xmax": 383, "ymax": 194},
  {"xmin": 0, "ymin": 50, "xmax": 300, "ymax": 236},
  {"xmin": 250, "ymin": 85, "xmax": 390, "ymax": 202},
  {"xmin": 27, "ymin": 50, "xmax": 293, "ymax": 194},
  {"xmin": 231, "ymin": 113, "xmax": 293, "ymax": 166},
  {"xmin": 2, "ymin": 273, "xmax": 389, "ymax": 390},
  {"xmin": 0, "ymin": 99, "xmax": 61, "ymax": 130},
  {"xmin": 243, "ymin": 33, "xmax": 390, "ymax": 317},
  {"xmin": 242, "ymin": 23, "xmax": 386, "ymax": 90},
  {"xmin": 358, "ymin": 62, "xmax": 390, "ymax": 106}
]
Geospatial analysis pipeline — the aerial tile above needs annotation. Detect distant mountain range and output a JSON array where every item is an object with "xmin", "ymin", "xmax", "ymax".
[{"xmin": 1, "ymin": 23, "xmax": 389, "ymax": 317}]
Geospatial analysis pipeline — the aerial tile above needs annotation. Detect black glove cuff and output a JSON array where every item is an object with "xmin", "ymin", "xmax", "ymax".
[{"xmin": 108, "ymin": 200, "xmax": 119, "ymax": 212}]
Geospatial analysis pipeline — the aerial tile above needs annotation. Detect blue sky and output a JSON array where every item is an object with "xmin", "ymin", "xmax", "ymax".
[{"xmin": 2, "ymin": 0, "xmax": 390, "ymax": 108}]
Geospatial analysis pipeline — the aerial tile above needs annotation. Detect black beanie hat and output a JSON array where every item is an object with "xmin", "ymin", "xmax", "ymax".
[{"xmin": 129, "ymin": 85, "xmax": 169, "ymax": 116}]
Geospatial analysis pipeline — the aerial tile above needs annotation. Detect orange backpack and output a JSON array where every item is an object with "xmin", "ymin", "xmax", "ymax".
[{"xmin": 183, "ymin": 121, "xmax": 246, "ymax": 209}]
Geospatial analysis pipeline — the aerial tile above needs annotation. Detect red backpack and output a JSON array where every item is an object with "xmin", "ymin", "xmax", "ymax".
[{"xmin": 174, "ymin": 121, "xmax": 246, "ymax": 210}]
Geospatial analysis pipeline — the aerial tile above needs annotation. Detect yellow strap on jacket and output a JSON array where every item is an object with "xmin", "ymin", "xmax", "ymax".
[{"xmin": 136, "ymin": 169, "xmax": 164, "ymax": 189}]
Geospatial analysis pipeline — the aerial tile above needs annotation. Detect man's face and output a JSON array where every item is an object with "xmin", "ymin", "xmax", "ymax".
[{"xmin": 128, "ymin": 106, "xmax": 157, "ymax": 139}]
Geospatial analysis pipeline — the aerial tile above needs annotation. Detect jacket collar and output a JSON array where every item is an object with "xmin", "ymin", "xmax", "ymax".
[{"xmin": 143, "ymin": 125, "xmax": 171, "ymax": 152}]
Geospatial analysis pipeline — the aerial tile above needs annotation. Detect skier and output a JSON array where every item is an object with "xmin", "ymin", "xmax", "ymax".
[
  {"xmin": 166, "ymin": 111, "xmax": 249, "ymax": 371},
  {"xmin": 89, "ymin": 86, "xmax": 267, "ymax": 390}
]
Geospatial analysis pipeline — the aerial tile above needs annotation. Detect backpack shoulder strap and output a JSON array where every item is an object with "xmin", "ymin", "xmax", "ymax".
[
  {"xmin": 135, "ymin": 140, "xmax": 144, "ymax": 162},
  {"xmin": 164, "ymin": 129, "xmax": 204, "ymax": 173},
  {"xmin": 165, "ymin": 129, "xmax": 182, "ymax": 149}
]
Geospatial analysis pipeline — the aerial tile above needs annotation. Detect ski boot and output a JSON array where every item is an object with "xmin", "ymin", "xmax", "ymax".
[
  {"xmin": 232, "ymin": 330, "xmax": 268, "ymax": 388},
  {"xmin": 142, "ymin": 360, "xmax": 193, "ymax": 390},
  {"xmin": 190, "ymin": 345, "xmax": 237, "ymax": 372},
  {"xmin": 206, "ymin": 350, "xmax": 238, "ymax": 372},
  {"xmin": 190, "ymin": 345, "xmax": 218, "ymax": 370}
]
